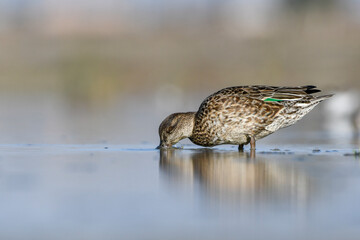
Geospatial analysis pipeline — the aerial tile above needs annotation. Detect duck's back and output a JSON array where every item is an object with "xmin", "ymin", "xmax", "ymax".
[{"xmin": 189, "ymin": 85, "xmax": 331, "ymax": 146}]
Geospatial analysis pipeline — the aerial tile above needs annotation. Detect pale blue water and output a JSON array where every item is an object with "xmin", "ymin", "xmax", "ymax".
[
  {"xmin": 0, "ymin": 93, "xmax": 359, "ymax": 239},
  {"xmin": 0, "ymin": 144, "xmax": 359, "ymax": 240}
]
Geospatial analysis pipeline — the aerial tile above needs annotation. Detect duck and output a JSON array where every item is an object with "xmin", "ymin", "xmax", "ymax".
[{"xmin": 157, "ymin": 85, "xmax": 333, "ymax": 150}]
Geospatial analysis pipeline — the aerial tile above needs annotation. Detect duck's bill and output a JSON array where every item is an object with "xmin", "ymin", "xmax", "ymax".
[{"xmin": 155, "ymin": 142, "xmax": 172, "ymax": 149}]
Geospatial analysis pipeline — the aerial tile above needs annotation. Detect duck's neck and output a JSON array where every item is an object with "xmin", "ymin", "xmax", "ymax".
[{"xmin": 180, "ymin": 112, "xmax": 196, "ymax": 138}]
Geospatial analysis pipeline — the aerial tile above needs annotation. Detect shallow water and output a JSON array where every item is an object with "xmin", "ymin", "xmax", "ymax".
[
  {"xmin": 0, "ymin": 143, "xmax": 359, "ymax": 240},
  {"xmin": 0, "ymin": 92, "xmax": 359, "ymax": 239}
]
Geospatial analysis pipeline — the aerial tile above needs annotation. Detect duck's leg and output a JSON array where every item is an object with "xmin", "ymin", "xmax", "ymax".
[
  {"xmin": 250, "ymin": 135, "xmax": 256, "ymax": 150},
  {"xmin": 238, "ymin": 144, "xmax": 244, "ymax": 152}
]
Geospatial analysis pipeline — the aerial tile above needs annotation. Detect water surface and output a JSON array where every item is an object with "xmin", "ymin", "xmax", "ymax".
[{"xmin": 0, "ymin": 143, "xmax": 359, "ymax": 240}]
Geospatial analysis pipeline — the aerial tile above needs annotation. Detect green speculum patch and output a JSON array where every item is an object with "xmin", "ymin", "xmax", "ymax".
[{"xmin": 264, "ymin": 98, "xmax": 284, "ymax": 102}]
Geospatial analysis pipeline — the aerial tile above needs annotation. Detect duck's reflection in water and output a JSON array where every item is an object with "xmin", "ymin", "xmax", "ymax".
[{"xmin": 159, "ymin": 149, "xmax": 315, "ymax": 213}]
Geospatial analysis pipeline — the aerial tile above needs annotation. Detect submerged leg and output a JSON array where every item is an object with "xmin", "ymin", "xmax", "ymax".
[
  {"xmin": 250, "ymin": 135, "xmax": 256, "ymax": 150},
  {"xmin": 238, "ymin": 144, "xmax": 244, "ymax": 152}
]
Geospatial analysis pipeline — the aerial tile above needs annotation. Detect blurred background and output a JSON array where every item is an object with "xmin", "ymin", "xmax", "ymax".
[
  {"xmin": 0, "ymin": 0, "xmax": 360, "ymax": 145},
  {"xmin": 2, "ymin": 2, "xmax": 360, "ymax": 239}
]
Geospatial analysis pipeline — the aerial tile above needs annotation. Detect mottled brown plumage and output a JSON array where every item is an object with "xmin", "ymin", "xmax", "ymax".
[{"xmin": 157, "ymin": 85, "xmax": 333, "ymax": 150}]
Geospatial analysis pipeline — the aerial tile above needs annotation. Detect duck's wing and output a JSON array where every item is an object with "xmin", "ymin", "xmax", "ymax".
[
  {"xmin": 194, "ymin": 85, "xmax": 331, "ymax": 139},
  {"xmin": 217, "ymin": 85, "xmax": 322, "ymax": 102}
]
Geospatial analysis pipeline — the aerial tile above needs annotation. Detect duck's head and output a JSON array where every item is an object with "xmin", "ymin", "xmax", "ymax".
[{"xmin": 156, "ymin": 112, "xmax": 195, "ymax": 149}]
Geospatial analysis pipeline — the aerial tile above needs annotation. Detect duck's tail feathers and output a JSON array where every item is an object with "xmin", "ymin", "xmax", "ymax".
[
  {"xmin": 315, "ymin": 94, "xmax": 334, "ymax": 101},
  {"xmin": 302, "ymin": 85, "xmax": 322, "ymax": 95},
  {"xmin": 311, "ymin": 94, "xmax": 334, "ymax": 105}
]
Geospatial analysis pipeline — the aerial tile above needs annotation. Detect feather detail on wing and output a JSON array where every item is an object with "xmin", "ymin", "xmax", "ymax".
[{"xmin": 219, "ymin": 85, "xmax": 322, "ymax": 101}]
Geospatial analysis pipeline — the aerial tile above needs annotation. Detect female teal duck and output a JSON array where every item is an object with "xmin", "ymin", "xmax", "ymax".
[{"xmin": 157, "ymin": 85, "xmax": 333, "ymax": 150}]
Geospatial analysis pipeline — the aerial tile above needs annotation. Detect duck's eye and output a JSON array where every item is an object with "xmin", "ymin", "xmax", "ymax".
[
  {"xmin": 166, "ymin": 125, "xmax": 175, "ymax": 134},
  {"xmin": 166, "ymin": 119, "xmax": 179, "ymax": 134}
]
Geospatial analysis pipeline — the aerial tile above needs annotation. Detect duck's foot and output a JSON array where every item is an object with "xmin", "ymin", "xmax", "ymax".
[{"xmin": 238, "ymin": 144, "xmax": 244, "ymax": 152}]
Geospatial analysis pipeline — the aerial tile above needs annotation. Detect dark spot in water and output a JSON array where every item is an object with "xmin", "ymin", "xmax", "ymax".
[
  {"xmin": 312, "ymin": 149, "xmax": 321, "ymax": 153},
  {"xmin": 344, "ymin": 151, "xmax": 360, "ymax": 157},
  {"xmin": 104, "ymin": 147, "xmax": 108, "ymax": 149},
  {"xmin": 258, "ymin": 151, "xmax": 286, "ymax": 155},
  {"xmin": 294, "ymin": 156, "xmax": 305, "ymax": 161},
  {"xmin": 271, "ymin": 148, "xmax": 281, "ymax": 151}
]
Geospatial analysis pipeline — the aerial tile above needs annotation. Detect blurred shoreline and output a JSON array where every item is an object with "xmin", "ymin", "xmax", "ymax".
[{"xmin": 1, "ymin": 1, "xmax": 360, "ymax": 99}]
